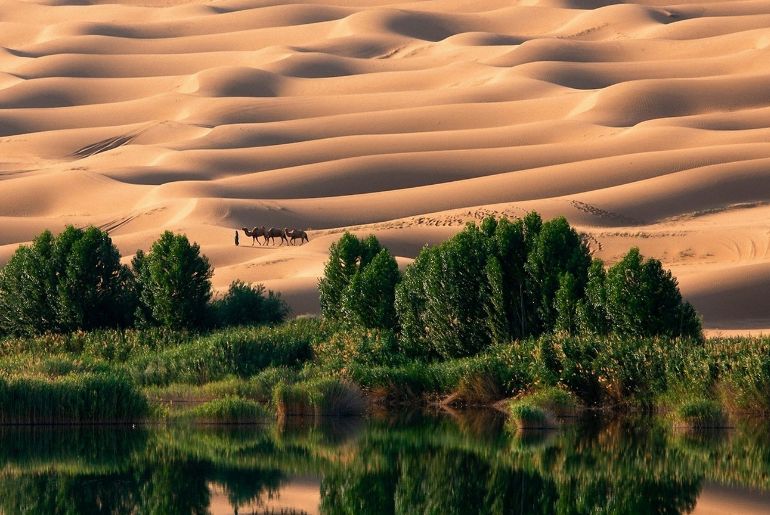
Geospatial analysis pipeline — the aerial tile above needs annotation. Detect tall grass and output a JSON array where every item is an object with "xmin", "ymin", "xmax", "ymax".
[
  {"xmin": 0, "ymin": 373, "xmax": 148, "ymax": 424},
  {"xmin": 127, "ymin": 320, "xmax": 321, "ymax": 386},
  {"xmin": 273, "ymin": 379, "xmax": 366, "ymax": 418}
]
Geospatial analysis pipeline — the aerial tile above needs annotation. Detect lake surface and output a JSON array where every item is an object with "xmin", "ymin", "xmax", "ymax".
[{"xmin": 1, "ymin": 411, "xmax": 770, "ymax": 514}]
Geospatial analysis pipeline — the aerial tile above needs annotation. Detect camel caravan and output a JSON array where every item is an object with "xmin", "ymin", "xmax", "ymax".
[{"xmin": 241, "ymin": 226, "xmax": 309, "ymax": 246}]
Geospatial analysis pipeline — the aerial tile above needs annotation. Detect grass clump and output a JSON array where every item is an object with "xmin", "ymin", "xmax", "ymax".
[
  {"xmin": 0, "ymin": 373, "xmax": 148, "ymax": 424},
  {"xmin": 509, "ymin": 403, "xmax": 555, "ymax": 430},
  {"xmin": 672, "ymin": 399, "xmax": 727, "ymax": 430},
  {"xmin": 273, "ymin": 379, "xmax": 365, "ymax": 419},
  {"xmin": 173, "ymin": 397, "xmax": 270, "ymax": 424},
  {"xmin": 508, "ymin": 387, "xmax": 580, "ymax": 430}
]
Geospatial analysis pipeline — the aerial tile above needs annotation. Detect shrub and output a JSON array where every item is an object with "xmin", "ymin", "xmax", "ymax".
[
  {"xmin": 313, "ymin": 327, "xmax": 402, "ymax": 372},
  {"xmin": 210, "ymin": 280, "xmax": 289, "ymax": 328},
  {"xmin": 132, "ymin": 231, "xmax": 213, "ymax": 329},
  {"xmin": 0, "ymin": 227, "xmax": 134, "ymax": 335},
  {"xmin": 396, "ymin": 223, "xmax": 492, "ymax": 359}
]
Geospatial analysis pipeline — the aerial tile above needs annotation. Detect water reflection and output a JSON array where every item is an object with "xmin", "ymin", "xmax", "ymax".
[{"xmin": 0, "ymin": 413, "xmax": 768, "ymax": 514}]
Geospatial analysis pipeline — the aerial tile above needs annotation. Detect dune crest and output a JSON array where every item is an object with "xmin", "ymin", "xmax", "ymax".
[{"xmin": 1, "ymin": 0, "xmax": 769, "ymax": 332}]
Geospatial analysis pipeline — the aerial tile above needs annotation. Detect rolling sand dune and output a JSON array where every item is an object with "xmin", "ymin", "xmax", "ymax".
[{"xmin": 1, "ymin": 0, "xmax": 770, "ymax": 332}]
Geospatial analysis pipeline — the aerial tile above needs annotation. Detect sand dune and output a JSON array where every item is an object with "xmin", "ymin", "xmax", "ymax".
[{"xmin": 1, "ymin": 0, "xmax": 770, "ymax": 332}]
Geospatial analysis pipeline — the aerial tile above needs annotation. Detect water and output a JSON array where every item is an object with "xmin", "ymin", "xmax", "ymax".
[{"xmin": 1, "ymin": 411, "xmax": 770, "ymax": 514}]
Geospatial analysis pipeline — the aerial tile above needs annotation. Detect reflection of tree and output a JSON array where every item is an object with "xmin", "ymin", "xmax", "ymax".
[{"xmin": 1, "ymin": 414, "xmax": 770, "ymax": 514}]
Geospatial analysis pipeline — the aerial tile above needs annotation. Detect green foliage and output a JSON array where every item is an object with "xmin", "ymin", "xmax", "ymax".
[
  {"xmin": 174, "ymin": 397, "xmax": 270, "ymax": 423},
  {"xmin": 133, "ymin": 231, "xmax": 213, "ymax": 329},
  {"xmin": 127, "ymin": 321, "xmax": 318, "ymax": 386},
  {"xmin": 509, "ymin": 404, "xmax": 551, "ymax": 428},
  {"xmin": 605, "ymin": 248, "xmax": 702, "ymax": 339},
  {"xmin": 673, "ymin": 399, "xmax": 726, "ymax": 429},
  {"xmin": 210, "ymin": 280, "xmax": 289, "ymax": 328},
  {"xmin": 0, "ymin": 227, "xmax": 133, "ymax": 335},
  {"xmin": 0, "ymin": 373, "xmax": 148, "ymax": 423},
  {"xmin": 320, "ymin": 233, "xmax": 400, "ymax": 330},
  {"xmin": 525, "ymin": 217, "xmax": 591, "ymax": 334},
  {"xmin": 395, "ymin": 223, "xmax": 493, "ymax": 359},
  {"xmin": 273, "ymin": 379, "xmax": 365, "ymax": 418},
  {"xmin": 341, "ymin": 249, "xmax": 400, "ymax": 330},
  {"xmin": 313, "ymin": 327, "xmax": 402, "ymax": 372},
  {"xmin": 576, "ymin": 259, "xmax": 611, "ymax": 335}
]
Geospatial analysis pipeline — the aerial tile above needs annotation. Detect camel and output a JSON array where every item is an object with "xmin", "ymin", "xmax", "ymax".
[
  {"xmin": 284, "ymin": 228, "xmax": 309, "ymax": 245},
  {"xmin": 265, "ymin": 227, "xmax": 288, "ymax": 246},
  {"xmin": 241, "ymin": 226, "xmax": 267, "ymax": 246}
]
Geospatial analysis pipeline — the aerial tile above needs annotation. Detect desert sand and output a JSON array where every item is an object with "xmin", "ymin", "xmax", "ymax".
[{"xmin": 1, "ymin": 0, "xmax": 769, "ymax": 333}]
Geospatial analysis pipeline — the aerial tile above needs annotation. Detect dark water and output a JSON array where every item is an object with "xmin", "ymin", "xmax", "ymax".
[{"xmin": 1, "ymin": 411, "xmax": 770, "ymax": 514}]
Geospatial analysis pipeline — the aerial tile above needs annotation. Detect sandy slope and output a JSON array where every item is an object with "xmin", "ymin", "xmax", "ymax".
[{"xmin": 1, "ymin": 0, "xmax": 770, "ymax": 332}]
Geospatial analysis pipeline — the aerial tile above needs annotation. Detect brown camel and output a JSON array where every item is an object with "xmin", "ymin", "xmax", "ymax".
[
  {"xmin": 241, "ymin": 226, "xmax": 267, "ymax": 246},
  {"xmin": 284, "ymin": 228, "xmax": 309, "ymax": 245},
  {"xmin": 265, "ymin": 227, "xmax": 288, "ymax": 246}
]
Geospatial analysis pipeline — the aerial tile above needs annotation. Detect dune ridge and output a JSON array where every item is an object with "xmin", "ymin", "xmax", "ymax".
[{"xmin": 1, "ymin": 0, "xmax": 770, "ymax": 331}]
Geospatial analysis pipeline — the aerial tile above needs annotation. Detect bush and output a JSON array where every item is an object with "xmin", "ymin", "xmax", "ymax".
[
  {"xmin": 132, "ymin": 231, "xmax": 213, "ymax": 329},
  {"xmin": 0, "ymin": 227, "xmax": 134, "ymax": 335},
  {"xmin": 210, "ymin": 280, "xmax": 289, "ymax": 328}
]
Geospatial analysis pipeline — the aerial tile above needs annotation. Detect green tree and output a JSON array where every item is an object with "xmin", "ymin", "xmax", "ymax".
[
  {"xmin": 576, "ymin": 259, "xmax": 611, "ymax": 335},
  {"xmin": 319, "ymin": 233, "xmax": 375, "ymax": 322},
  {"xmin": 525, "ymin": 217, "xmax": 591, "ymax": 334},
  {"xmin": 54, "ymin": 226, "xmax": 135, "ymax": 331},
  {"xmin": 211, "ymin": 280, "xmax": 288, "ymax": 327},
  {"xmin": 0, "ymin": 227, "xmax": 133, "ymax": 335},
  {"xmin": 399, "ymin": 223, "xmax": 492, "ymax": 359},
  {"xmin": 133, "ymin": 231, "xmax": 213, "ymax": 329},
  {"xmin": 341, "ymin": 249, "xmax": 400, "ymax": 330},
  {"xmin": 605, "ymin": 248, "xmax": 701, "ymax": 339},
  {"xmin": 319, "ymin": 233, "xmax": 399, "ymax": 330},
  {"xmin": 554, "ymin": 272, "xmax": 580, "ymax": 334}
]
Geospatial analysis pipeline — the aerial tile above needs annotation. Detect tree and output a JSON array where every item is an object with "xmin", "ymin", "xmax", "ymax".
[
  {"xmin": 54, "ymin": 226, "xmax": 135, "ymax": 331},
  {"xmin": 604, "ymin": 248, "xmax": 701, "ymax": 339},
  {"xmin": 341, "ymin": 249, "xmax": 400, "ymax": 330},
  {"xmin": 0, "ymin": 230, "xmax": 58, "ymax": 335},
  {"xmin": 133, "ymin": 231, "xmax": 213, "ymax": 329},
  {"xmin": 319, "ymin": 233, "xmax": 375, "ymax": 322},
  {"xmin": 554, "ymin": 272, "xmax": 580, "ymax": 335},
  {"xmin": 0, "ymin": 227, "xmax": 133, "ymax": 335},
  {"xmin": 525, "ymin": 217, "xmax": 591, "ymax": 334},
  {"xmin": 576, "ymin": 259, "xmax": 611, "ymax": 335},
  {"xmin": 319, "ymin": 232, "xmax": 399, "ymax": 330},
  {"xmin": 211, "ymin": 280, "xmax": 289, "ymax": 327},
  {"xmin": 396, "ymin": 223, "xmax": 492, "ymax": 359}
]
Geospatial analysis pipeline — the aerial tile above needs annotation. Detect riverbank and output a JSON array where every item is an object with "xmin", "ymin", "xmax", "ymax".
[{"xmin": 1, "ymin": 320, "xmax": 769, "ymax": 426}]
